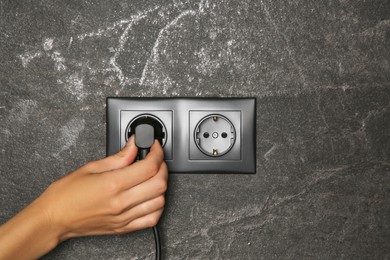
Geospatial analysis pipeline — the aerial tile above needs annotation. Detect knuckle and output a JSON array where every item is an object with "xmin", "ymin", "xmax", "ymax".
[
  {"xmin": 103, "ymin": 177, "xmax": 122, "ymax": 194},
  {"xmin": 161, "ymin": 161, "xmax": 168, "ymax": 169},
  {"xmin": 156, "ymin": 196, "xmax": 165, "ymax": 208},
  {"xmin": 114, "ymin": 214, "xmax": 128, "ymax": 225},
  {"xmin": 113, "ymin": 227, "xmax": 128, "ymax": 235},
  {"xmin": 160, "ymin": 162, "xmax": 168, "ymax": 174},
  {"xmin": 141, "ymin": 202, "xmax": 151, "ymax": 214},
  {"xmin": 155, "ymin": 178, "xmax": 168, "ymax": 193},
  {"xmin": 145, "ymin": 215, "xmax": 159, "ymax": 227},
  {"xmin": 109, "ymin": 198, "xmax": 124, "ymax": 215},
  {"xmin": 164, "ymin": 161, "xmax": 168, "ymax": 170},
  {"xmin": 83, "ymin": 161, "xmax": 98, "ymax": 172},
  {"xmin": 148, "ymin": 162, "xmax": 159, "ymax": 175}
]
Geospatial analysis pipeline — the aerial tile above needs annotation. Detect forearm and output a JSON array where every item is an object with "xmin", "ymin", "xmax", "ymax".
[{"xmin": 0, "ymin": 199, "xmax": 61, "ymax": 260}]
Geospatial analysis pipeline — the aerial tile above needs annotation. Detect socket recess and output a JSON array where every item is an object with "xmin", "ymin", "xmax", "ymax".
[
  {"xmin": 190, "ymin": 111, "xmax": 241, "ymax": 160},
  {"xmin": 194, "ymin": 114, "xmax": 236, "ymax": 157},
  {"xmin": 107, "ymin": 98, "xmax": 256, "ymax": 173}
]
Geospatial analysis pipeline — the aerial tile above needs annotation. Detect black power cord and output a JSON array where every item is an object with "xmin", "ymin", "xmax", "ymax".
[
  {"xmin": 130, "ymin": 116, "xmax": 164, "ymax": 260},
  {"xmin": 152, "ymin": 226, "xmax": 161, "ymax": 260}
]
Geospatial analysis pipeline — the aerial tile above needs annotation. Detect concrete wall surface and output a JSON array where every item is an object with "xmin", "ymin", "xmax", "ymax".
[{"xmin": 1, "ymin": 0, "xmax": 389, "ymax": 259}]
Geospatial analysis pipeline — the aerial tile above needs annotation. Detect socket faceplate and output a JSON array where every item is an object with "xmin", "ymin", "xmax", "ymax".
[{"xmin": 107, "ymin": 98, "xmax": 256, "ymax": 173}]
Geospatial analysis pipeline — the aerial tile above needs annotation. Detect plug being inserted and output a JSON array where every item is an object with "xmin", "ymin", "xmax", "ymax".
[
  {"xmin": 128, "ymin": 115, "xmax": 163, "ymax": 260},
  {"xmin": 127, "ymin": 115, "xmax": 165, "ymax": 160}
]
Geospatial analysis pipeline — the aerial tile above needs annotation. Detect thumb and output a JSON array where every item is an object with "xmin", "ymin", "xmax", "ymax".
[{"xmin": 85, "ymin": 135, "xmax": 138, "ymax": 173}]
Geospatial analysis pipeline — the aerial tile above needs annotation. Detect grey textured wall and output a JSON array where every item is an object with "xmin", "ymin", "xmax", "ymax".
[{"xmin": 1, "ymin": 0, "xmax": 390, "ymax": 259}]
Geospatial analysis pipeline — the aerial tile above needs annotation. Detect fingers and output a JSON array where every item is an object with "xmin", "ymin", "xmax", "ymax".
[
  {"xmin": 106, "ymin": 141, "xmax": 166, "ymax": 191},
  {"xmin": 115, "ymin": 209, "xmax": 164, "ymax": 234},
  {"xmin": 114, "ymin": 195, "xmax": 165, "ymax": 226},
  {"xmin": 106, "ymin": 162, "xmax": 167, "ymax": 215},
  {"xmin": 81, "ymin": 136, "xmax": 138, "ymax": 174},
  {"xmin": 117, "ymin": 162, "xmax": 168, "ymax": 208}
]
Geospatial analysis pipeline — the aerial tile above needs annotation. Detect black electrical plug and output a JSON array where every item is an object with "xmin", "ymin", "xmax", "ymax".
[
  {"xmin": 128, "ymin": 116, "xmax": 164, "ymax": 160},
  {"xmin": 129, "ymin": 115, "xmax": 163, "ymax": 260}
]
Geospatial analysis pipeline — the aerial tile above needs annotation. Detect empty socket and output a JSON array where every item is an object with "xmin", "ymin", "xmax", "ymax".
[{"xmin": 194, "ymin": 114, "xmax": 236, "ymax": 157}]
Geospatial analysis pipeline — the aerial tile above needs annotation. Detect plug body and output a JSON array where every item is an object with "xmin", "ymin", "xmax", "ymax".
[{"xmin": 129, "ymin": 116, "xmax": 164, "ymax": 160}]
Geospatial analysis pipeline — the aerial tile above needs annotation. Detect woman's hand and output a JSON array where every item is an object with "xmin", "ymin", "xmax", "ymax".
[
  {"xmin": 43, "ymin": 136, "xmax": 167, "ymax": 239},
  {"xmin": 0, "ymin": 136, "xmax": 168, "ymax": 259}
]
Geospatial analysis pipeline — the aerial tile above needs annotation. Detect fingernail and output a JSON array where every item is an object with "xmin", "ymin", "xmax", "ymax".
[{"xmin": 127, "ymin": 135, "xmax": 135, "ymax": 147}]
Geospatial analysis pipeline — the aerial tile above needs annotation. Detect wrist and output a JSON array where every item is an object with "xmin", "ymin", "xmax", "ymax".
[
  {"xmin": 23, "ymin": 198, "xmax": 63, "ymax": 254},
  {"xmin": 30, "ymin": 191, "xmax": 68, "ymax": 244}
]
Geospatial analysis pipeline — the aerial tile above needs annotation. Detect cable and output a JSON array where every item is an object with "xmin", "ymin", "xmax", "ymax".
[
  {"xmin": 131, "ymin": 116, "xmax": 163, "ymax": 260},
  {"xmin": 152, "ymin": 225, "xmax": 161, "ymax": 260},
  {"xmin": 139, "ymin": 146, "xmax": 162, "ymax": 260}
]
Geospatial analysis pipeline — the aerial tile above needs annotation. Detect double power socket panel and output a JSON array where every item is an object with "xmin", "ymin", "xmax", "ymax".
[{"xmin": 107, "ymin": 98, "xmax": 256, "ymax": 173}]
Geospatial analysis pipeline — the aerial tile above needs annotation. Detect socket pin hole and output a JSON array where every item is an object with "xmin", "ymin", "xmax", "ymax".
[
  {"xmin": 221, "ymin": 132, "xmax": 228, "ymax": 138},
  {"xmin": 203, "ymin": 132, "xmax": 210, "ymax": 138}
]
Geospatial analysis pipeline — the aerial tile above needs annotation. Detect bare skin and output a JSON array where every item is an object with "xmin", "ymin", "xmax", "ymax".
[{"xmin": 0, "ymin": 136, "xmax": 168, "ymax": 260}]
